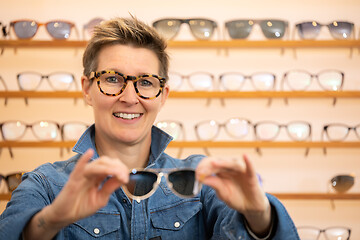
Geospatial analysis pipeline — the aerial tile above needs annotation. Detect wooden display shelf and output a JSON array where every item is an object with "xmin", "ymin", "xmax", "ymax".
[
  {"xmin": 1, "ymin": 40, "xmax": 360, "ymax": 49},
  {"xmin": 1, "ymin": 141, "xmax": 360, "ymax": 148},
  {"xmin": 1, "ymin": 193, "xmax": 360, "ymax": 201},
  {"xmin": 1, "ymin": 91, "xmax": 360, "ymax": 99}
]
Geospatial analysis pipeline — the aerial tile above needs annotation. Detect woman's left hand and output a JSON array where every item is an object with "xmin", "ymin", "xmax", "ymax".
[{"xmin": 196, "ymin": 155, "xmax": 272, "ymax": 236}]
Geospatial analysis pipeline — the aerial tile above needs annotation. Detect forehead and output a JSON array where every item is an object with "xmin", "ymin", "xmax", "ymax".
[{"xmin": 96, "ymin": 44, "xmax": 160, "ymax": 75}]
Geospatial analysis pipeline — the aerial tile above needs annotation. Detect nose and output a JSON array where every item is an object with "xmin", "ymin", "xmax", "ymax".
[{"xmin": 118, "ymin": 81, "xmax": 140, "ymax": 104}]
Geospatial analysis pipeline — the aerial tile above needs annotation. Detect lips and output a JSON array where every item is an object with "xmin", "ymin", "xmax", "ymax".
[{"xmin": 113, "ymin": 112, "xmax": 142, "ymax": 120}]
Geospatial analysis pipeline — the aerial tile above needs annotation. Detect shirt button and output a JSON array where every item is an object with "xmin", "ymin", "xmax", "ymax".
[
  {"xmin": 136, "ymin": 199, "xmax": 141, "ymax": 203},
  {"xmin": 174, "ymin": 222, "xmax": 180, "ymax": 228},
  {"xmin": 93, "ymin": 228, "xmax": 100, "ymax": 234},
  {"xmin": 122, "ymin": 199, "xmax": 127, "ymax": 203}
]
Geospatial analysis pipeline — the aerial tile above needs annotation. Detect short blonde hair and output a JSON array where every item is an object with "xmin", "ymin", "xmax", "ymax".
[{"xmin": 82, "ymin": 16, "xmax": 169, "ymax": 81}]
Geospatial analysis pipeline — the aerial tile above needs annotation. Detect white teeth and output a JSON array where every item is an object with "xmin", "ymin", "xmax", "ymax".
[{"xmin": 114, "ymin": 113, "xmax": 141, "ymax": 120}]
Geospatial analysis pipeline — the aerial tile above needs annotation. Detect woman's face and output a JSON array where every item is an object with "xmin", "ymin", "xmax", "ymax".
[{"xmin": 82, "ymin": 44, "xmax": 169, "ymax": 146}]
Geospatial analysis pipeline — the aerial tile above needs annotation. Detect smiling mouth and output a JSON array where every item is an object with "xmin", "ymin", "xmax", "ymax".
[{"xmin": 113, "ymin": 112, "xmax": 142, "ymax": 120}]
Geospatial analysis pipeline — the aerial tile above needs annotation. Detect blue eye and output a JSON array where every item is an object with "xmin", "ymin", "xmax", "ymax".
[{"xmin": 105, "ymin": 76, "xmax": 119, "ymax": 83}]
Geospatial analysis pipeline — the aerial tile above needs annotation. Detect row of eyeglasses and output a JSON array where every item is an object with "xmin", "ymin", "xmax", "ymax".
[
  {"xmin": 156, "ymin": 119, "xmax": 360, "ymax": 142},
  {"xmin": 0, "ymin": 18, "xmax": 358, "ymax": 41},
  {"xmin": 0, "ymin": 69, "xmax": 345, "ymax": 93},
  {"xmin": 0, "ymin": 120, "xmax": 358, "ymax": 143}
]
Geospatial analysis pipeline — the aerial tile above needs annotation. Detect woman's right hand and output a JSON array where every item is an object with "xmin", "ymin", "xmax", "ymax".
[{"xmin": 23, "ymin": 149, "xmax": 129, "ymax": 239}]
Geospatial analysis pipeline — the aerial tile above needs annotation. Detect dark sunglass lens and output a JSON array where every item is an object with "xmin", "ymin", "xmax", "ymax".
[
  {"xmin": 7, "ymin": 173, "xmax": 23, "ymax": 191},
  {"xmin": 125, "ymin": 171, "xmax": 157, "ymax": 197},
  {"xmin": 188, "ymin": 19, "xmax": 216, "ymax": 40},
  {"xmin": 297, "ymin": 22, "xmax": 321, "ymax": 39},
  {"xmin": 328, "ymin": 21, "xmax": 353, "ymax": 39},
  {"xmin": 260, "ymin": 20, "xmax": 287, "ymax": 39},
  {"xmin": 46, "ymin": 21, "xmax": 72, "ymax": 39},
  {"xmin": 153, "ymin": 19, "xmax": 181, "ymax": 40},
  {"xmin": 13, "ymin": 21, "xmax": 38, "ymax": 39},
  {"xmin": 331, "ymin": 175, "xmax": 354, "ymax": 192},
  {"xmin": 226, "ymin": 20, "xmax": 252, "ymax": 39},
  {"xmin": 168, "ymin": 170, "xmax": 201, "ymax": 197}
]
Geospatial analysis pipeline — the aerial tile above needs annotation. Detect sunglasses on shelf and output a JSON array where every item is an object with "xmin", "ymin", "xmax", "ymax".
[
  {"xmin": 152, "ymin": 18, "xmax": 218, "ymax": 40},
  {"xmin": 295, "ymin": 21, "xmax": 355, "ymax": 40},
  {"xmin": 9, "ymin": 19, "xmax": 78, "ymax": 40},
  {"xmin": 225, "ymin": 19, "xmax": 288, "ymax": 39},
  {"xmin": 297, "ymin": 226, "xmax": 351, "ymax": 240},
  {"xmin": 0, "ymin": 172, "xmax": 25, "ymax": 192},
  {"xmin": 123, "ymin": 168, "xmax": 202, "ymax": 201},
  {"xmin": 330, "ymin": 174, "xmax": 355, "ymax": 193}
]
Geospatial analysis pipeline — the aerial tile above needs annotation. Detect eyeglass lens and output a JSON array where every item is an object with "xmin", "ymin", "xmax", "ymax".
[
  {"xmin": 124, "ymin": 169, "xmax": 201, "ymax": 200},
  {"xmin": 297, "ymin": 227, "xmax": 351, "ymax": 240},
  {"xmin": 331, "ymin": 175, "xmax": 355, "ymax": 193},
  {"xmin": 0, "ymin": 121, "xmax": 59, "ymax": 141},
  {"xmin": 283, "ymin": 70, "xmax": 343, "ymax": 91},
  {"xmin": 17, "ymin": 72, "xmax": 75, "ymax": 91},
  {"xmin": 324, "ymin": 124, "xmax": 360, "ymax": 141},
  {"xmin": 254, "ymin": 121, "xmax": 311, "ymax": 141},
  {"xmin": 61, "ymin": 122, "xmax": 88, "ymax": 141},
  {"xmin": 0, "ymin": 173, "xmax": 23, "ymax": 192},
  {"xmin": 296, "ymin": 21, "xmax": 354, "ymax": 40},
  {"xmin": 220, "ymin": 72, "xmax": 275, "ymax": 91},
  {"xmin": 152, "ymin": 18, "xmax": 216, "ymax": 40},
  {"xmin": 156, "ymin": 121, "xmax": 184, "ymax": 141},
  {"xmin": 97, "ymin": 71, "xmax": 162, "ymax": 99},
  {"xmin": 225, "ymin": 19, "xmax": 287, "ymax": 39},
  {"xmin": 11, "ymin": 20, "xmax": 74, "ymax": 39},
  {"xmin": 195, "ymin": 118, "xmax": 251, "ymax": 141},
  {"xmin": 168, "ymin": 72, "xmax": 214, "ymax": 91}
]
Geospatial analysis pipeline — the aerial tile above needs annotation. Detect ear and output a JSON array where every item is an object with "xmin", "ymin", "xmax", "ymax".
[
  {"xmin": 160, "ymin": 84, "xmax": 170, "ymax": 108},
  {"xmin": 81, "ymin": 75, "xmax": 93, "ymax": 106}
]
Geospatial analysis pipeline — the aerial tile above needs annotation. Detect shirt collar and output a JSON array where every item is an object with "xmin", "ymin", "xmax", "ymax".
[{"xmin": 72, "ymin": 124, "xmax": 173, "ymax": 163}]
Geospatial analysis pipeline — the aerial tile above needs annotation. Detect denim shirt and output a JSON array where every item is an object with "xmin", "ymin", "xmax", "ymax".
[{"xmin": 0, "ymin": 125, "xmax": 299, "ymax": 240}]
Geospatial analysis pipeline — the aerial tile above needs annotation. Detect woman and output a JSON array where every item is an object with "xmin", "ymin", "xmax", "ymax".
[{"xmin": 0, "ymin": 17, "xmax": 299, "ymax": 239}]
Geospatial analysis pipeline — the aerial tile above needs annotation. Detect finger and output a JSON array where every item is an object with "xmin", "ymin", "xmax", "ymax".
[
  {"xmin": 83, "ymin": 161, "xmax": 129, "ymax": 183},
  {"xmin": 242, "ymin": 154, "xmax": 257, "ymax": 178},
  {"xmin": 196, "ymin": 157, "xmax": 246, "ymax": 182},
  {"xmin": 99, "ymin": 177, "xmax": 125, "ymax": 196}
]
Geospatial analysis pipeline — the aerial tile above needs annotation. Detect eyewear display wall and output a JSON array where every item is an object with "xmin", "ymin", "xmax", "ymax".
[{"xmin": 297, "ymin": 226, "xmax": 351, "ymax": 240}]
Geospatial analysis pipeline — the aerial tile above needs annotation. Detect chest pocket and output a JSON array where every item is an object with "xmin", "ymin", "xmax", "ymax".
[
  {"xmin": 150, "ymin": 199, "xmax": 202, "ymax": 231},
  {"xmin": 67, "ymin": 212, "xmax": 121, "ymax": 238}
]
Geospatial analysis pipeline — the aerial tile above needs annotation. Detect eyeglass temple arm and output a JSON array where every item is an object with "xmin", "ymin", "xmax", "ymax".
[
  {"xmin": 280, "ymin": 74, "xmax": 289, "ymax": 105},
  {"xmin": 320, "ymin": 128, "xmax": 327, "ymax": 155},
  {"xmin": 0, "ymin": 76, "xmax": 8, "ymax": 106},
  {"xmin": 291, "ymin": 25, "xmax": 298, "ymax": 59}
]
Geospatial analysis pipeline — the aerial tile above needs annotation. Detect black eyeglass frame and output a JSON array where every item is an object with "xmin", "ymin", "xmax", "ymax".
[
  {"xmin": 89, "ymin": 70, "xmax": 166, "ymax": 100},
  {"xmin": 322, "ymin": 123, "xmax": 360, "ymax": 141}
]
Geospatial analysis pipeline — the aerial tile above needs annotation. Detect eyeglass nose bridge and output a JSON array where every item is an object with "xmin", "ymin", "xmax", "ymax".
[{"xmin": 119, "ymin": 76, "xmax": 142, "ymax": 97}]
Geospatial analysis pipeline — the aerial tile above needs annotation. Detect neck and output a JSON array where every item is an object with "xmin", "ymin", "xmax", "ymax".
[{"xmin": 94, "ymin": 133, "xmax": 151, "ymax": 170}]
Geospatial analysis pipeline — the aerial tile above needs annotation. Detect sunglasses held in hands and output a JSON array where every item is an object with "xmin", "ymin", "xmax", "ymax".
[{"xmin": 123, "ymin": 168, "xmax": 202, "ymax": 201}]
